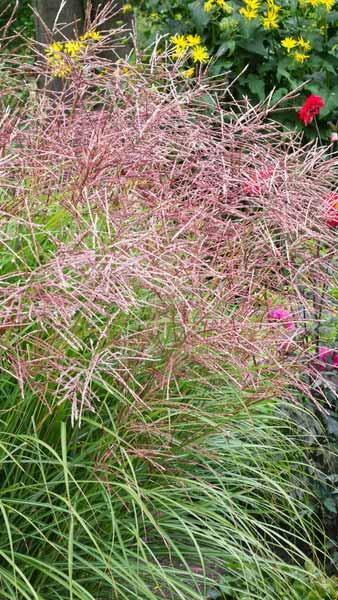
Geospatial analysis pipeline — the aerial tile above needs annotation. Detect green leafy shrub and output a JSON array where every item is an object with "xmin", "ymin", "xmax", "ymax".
[
  {"xmin": 0, "ymin": 0, "xmax": 34, "ymax": 44},
  {"xmin": 133, "ymin": 0, "xmax": 338, "ymax": 141}
]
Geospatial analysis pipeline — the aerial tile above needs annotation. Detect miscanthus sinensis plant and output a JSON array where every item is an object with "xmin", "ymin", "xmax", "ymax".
[{"xmin": 0, "ymin": 12, "xmax": 337, "ymax": 599}]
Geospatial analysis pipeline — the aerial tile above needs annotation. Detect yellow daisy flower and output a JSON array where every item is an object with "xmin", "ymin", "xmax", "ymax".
[
  {"xmin": 80, "ymin": 30, "xmax": 103, "ymax": 42},
  {"xmin": 239, "ymin": 7, "xmax": 259, "ymax": 18},
  {"xmin": 192, "ymin": 45, "xmax": 210, "ymax": 63},
  {"xmin": 281, "ymin": 37, "xmax": 298, "ymax": 52},
  {"xmin": 262, "ymin": 1, "xmax": 280, "ymax": 29},
  {"xmin": 297, "ymin": 36, "xmax": 311, "ymax": 51},
  {"xmin": 64, "ymin": 40, "xmax": 85, "ymax": 57},
  {"xmin": 45, "ymin": 41, "xmax": 64, "ymax": 57},
  {"xmin": 186, "ymin": 34, "xmax": 202, "ymax": 47},
  {"xmin": 320, "ymin": 0, "xmax": 335, "ymax": 8},
  {"xmin": 54, "ymin": 63, "xmax": 72, "ymax": 77},
  {"xmin": 245, "ymin": 0, "xmax": 260, "ymax": 9},
  {"xmin": 294, "ymin": 51, "xmax": 310, "ymax": 63},
  {"xmin": 262, "ymin": 15, "xmax": 279, "ymax": 28},
  {"xmin": 46, "ymin": 55, "xmax": 71, "ymax": 77},
  {"xmin": 172, "ymin": 47, "xmax": 187, "ymax": 59},
  {"xmin": 170, "ymin": 34, "xmax": 188, "ymax": 49}
]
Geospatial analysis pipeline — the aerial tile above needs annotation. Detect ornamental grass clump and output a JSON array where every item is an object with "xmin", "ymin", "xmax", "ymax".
[
  {"xmin": 0, "ymin": 12, "xmax": 337, "ymax": 599},
  {"xmin": 2, "ymin": 43, "xmax": 336, "ymax": 415}
]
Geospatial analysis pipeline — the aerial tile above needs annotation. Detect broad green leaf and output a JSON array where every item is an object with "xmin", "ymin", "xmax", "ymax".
[
  {"xmin": 237, "ymin": 37, "xmax": 266, "ymax": 57},
  {"xmin": 247, "ymin": 74, "xmax": 265, "ymax": 102},
  {"xmin": 188, "ymin": 1, "xmax": 210, "ymax": 31},
  {"xmin": 215, "ymin": 40, "xmax": 236, "ymax": 58},
  {"xmin": 270, "ymin": 87, "xmax": 289, "ymax": 105}
]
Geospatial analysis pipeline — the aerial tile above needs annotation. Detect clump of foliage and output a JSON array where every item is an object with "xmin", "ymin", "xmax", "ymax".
[
  {"xmin": 0, "ymin": 0, "xmax": 34, "ymax": 45},
  {"xmin": 133, "ymin": 0, "xmax": 338, "ymax": 141},
  {"xmin": 0, "ymin": 7, "xmax": 337, "ymax": 598},
  {"xmin": 2, "ymin": 382, "xmax": 337, "ymax": 599}
]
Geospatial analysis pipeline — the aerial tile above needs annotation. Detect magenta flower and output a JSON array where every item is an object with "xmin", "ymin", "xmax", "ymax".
[
  {"xmin": 318, "ymin": 346, "xmax": 332, "ymax": 361},
  {"xmin": 317, "ymin": 346, "xmax": 338, "ymax": 370},
  {"xmin": 268, "ymin": 307, "xmax": 295, "ymax": 331}
]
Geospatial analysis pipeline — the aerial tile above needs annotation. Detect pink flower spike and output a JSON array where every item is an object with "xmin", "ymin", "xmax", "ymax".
[{"xmin": 268, "ymin": 307, "xmax": 295, "ymax": 331}]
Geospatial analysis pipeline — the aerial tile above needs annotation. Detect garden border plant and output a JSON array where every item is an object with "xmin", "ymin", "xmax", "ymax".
[
  {"xmin": 132, "ymin": 0, "xmax": 338, "ymax": 143},
  {"xmin": 0, "ymin": 5, "xmax": 337, "ymax": 598}
]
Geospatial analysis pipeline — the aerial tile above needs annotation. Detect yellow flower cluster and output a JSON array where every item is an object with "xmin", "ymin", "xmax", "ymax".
[
  {"xmin": 204, "ymin": 0, "xmax": 233, "ymax": 13},
  {"xmin": 262, "ymin": 0, "xmax": 281, "ymax": 29},
  {"xmin": 299, "ymin": 0, "xmax": 335, "ymax": 8},
  {"xmin": 239, "ymin": 0, "xmax": 260, "ymax": 20},
  {"xmin": 80, "ymin": 30, "xmax": 103, "ymax": 42},
  {"xmin": 280, "ymin": 36, "xmax": 311, "ymax": 62},
  {"xmin": 293, "ymin": 51, "xmax": 309, "ymax": 62},
  {"xmin": 170, "ymin": 34, "xmax": 209, "ymax": 63},
  {"xmin": 45, "ymin": 41, "xmax": 63, "ymax": 57},
  {"xmin": 45, "ymin": 41, "xmax": 71, "ymax": 77},
  {"xmin": 45, "ymin": 31, "xmax": 102, "ymax": 78},
  {"xmin": 64, "ymin": 40, "xmax": 85, "ymax": 57}
]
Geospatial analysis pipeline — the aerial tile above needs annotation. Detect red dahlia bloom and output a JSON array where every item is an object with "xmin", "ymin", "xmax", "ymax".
[
  {"xmin": 298, "ymin": 95, "xmax": 325, "ymax": 126},
  {"xmin": 324, "ymin": 193, "xmax": 338, "ymax": 228}
]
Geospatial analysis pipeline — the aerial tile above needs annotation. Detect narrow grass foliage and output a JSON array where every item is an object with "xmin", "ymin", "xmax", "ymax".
[{"xmin": 0, "ymin": 382, "xmax": 333, "ymax": 599}]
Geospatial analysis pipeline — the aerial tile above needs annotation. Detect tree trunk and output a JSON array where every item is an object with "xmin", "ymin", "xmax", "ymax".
[
  {"xmin": 90, "ymin": 1, "xmax": 133, "ymax": 59},
  {"xmin": 33, "ymin": 0, "xmax": 85, "ymax": 46}
]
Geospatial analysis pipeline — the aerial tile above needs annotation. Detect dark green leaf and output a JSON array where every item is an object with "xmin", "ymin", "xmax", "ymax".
[
  {"xmin": 237, "ymin": 37, "xmax": 267, "ymax": 57},
  {"xmin": 188, "ymin": 1, "xmax": 210, "ymax": 31},
  {"xmin": 246, "ymin": 74, "xmax": 265, "ymax": 102},
  {"xmin": 215, "ymin": 40, "xmax": 236, "ymax": 58},
  {"xmin": 323, "ymin": 496, "xmax": 337, "ymax": 514}
]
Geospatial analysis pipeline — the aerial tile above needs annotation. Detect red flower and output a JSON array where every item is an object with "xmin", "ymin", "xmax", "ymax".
[
  {"xmin": 324, "ymin": 193, "xmax": 338, "ymax": 228},
  {"xmin": 298, "ymin": 95, "xmax": 325, "ymax": 126},
  {"xmin": 316, "ymin": 346, "xmax": 338, "ymax": 371}
]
